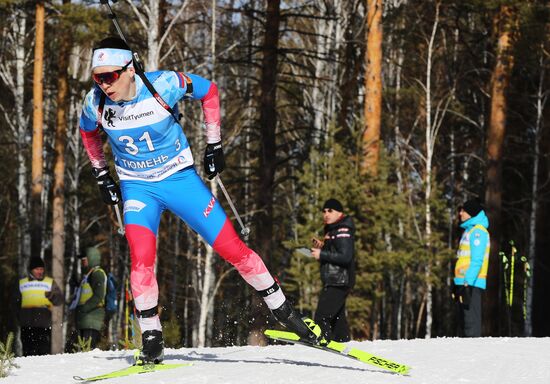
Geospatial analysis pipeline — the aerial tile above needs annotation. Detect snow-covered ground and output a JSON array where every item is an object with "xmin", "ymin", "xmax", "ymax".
[{"xmin": 4, "ymin": 337, "xmax": 550, "ymax": 384}]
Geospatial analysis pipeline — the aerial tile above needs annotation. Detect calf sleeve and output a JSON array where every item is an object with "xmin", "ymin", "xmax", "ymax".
[
  {"xmin": 213, "ymin": 219, "xmax": 285, "ymax": 309},
  {"xmin": 126, "ymin": 224, "xmax": 161, "ymax": 332}
]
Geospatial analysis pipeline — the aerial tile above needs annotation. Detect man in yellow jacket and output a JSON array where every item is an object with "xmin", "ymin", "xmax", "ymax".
[
  {"xmin": 15, "ymin": 257, "xmax": 63, "ymax": 356},
  {"xmin": 454, "ymin": 199, "xmax": 490, "ymax": 337}
]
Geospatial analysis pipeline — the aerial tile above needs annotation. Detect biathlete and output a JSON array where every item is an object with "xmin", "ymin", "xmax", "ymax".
[{"xmin": 79, "ymin": 37, "xmax": 317, "ymax": 363}]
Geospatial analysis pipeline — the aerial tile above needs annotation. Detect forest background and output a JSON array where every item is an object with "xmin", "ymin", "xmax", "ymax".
[{"xmin": 0, "ymin": 0, "xmax": 549, "ymax": 354}]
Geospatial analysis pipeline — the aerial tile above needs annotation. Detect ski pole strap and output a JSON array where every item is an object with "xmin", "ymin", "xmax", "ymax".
[
  {"xmin": 97, "ymin": 92, "xmax": 106, "ymax": 131},
  {"xmin": 258, "ymin": 282, "xmax": 280, "ymax": 298},
  {"xmin": 136, "ymin": 305, "xmax": 158, "ymax": 318}
]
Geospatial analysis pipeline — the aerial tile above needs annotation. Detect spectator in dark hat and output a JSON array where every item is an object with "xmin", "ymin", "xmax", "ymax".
[
  {"xmin": 453, "ymin": 198, "xmax": 490, "ymax": 337},
  {"xmin": 14, "ymin": 257, "xmax": 63, "ymax": 356},
  {"xmin": 310, "ymin": 198, "xmax": 356, "ymax": 342}
]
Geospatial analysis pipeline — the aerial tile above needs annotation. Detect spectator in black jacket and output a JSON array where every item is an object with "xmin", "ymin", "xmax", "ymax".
[{"xmin": 311, "ymin": 198, "xmax": 355, "ymax": 342}]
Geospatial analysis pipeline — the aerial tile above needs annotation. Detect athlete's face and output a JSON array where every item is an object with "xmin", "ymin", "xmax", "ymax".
[{"xmin": 92, "ymin": 64, "xmax": 136, "ymax": 102}]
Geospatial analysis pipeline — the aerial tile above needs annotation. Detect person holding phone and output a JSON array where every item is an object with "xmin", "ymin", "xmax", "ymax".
[{"xmin": 310, "ymin": 198, "xmax": 355, "ymax": 342}]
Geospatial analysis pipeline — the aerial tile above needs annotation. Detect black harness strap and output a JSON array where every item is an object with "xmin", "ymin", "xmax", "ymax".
[
  {"xmin": 136, "ymin": 69, "xmax": 193, "ymax": 124},
  {"xmin": 97, "ymin": 69, "xmax": 193, "ymax": 126},
  {"xmin": 97, "ymin": 92, "xmax": 106, "ymax": 130}
]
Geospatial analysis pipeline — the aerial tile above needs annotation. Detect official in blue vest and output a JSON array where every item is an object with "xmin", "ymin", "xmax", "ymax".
[
  {"xmin": 453, "ymin": 199, "xmax": 490, "ymax": 337},
  {"xmin": 15, "ymin": 257, "xmax": 63, "ymax": 356}
]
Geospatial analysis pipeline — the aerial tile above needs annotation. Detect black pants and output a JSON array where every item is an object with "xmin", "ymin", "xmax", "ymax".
[
  {"xmin": 314, "ymin": 286, "xmax": 350, "ymax": 342},
  {"xmin": 79, "ymin": 329, "xmax": 101, "ymax": 349},
  {"xmin": 21, "ymin": 326, "xmax": 51, "ymax": 356},
  {"xmin": 458, "ymin": 286, "xmax": 483, "ymax": 337}
]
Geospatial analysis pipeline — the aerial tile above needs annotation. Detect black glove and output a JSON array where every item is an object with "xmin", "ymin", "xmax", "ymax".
[
  {"xmin": 203, "ymin": 141, "xmax": 225, "ymax": 179},
  {"xmin": 461, "ymin": 285, "xmax": 472, "ymax": 309},
  {"xmin": 453, "ymin": 285, "xmax": 472, "ymax": 309},
  {"xmin": 92, "ymin": 167, "xmax": 121, "ymax": 205}
]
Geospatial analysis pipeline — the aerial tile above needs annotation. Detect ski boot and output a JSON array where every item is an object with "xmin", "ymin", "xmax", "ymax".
[
  {"xmin": 271, "ymin": 300, "xmax": 321, "ymax": 344},
  {"xmin": 135, "ymin": 330, "xmax": 164, "ymax": 365}
]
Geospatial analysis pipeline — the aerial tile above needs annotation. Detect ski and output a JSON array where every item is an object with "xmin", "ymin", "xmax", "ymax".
[
  {"xmin": 264, "ymin": 329, "xmax": 411, "ymax": 375},
  {"xmin": 73, "ymin": 362, "xmax": 192, "ymax": 382}
]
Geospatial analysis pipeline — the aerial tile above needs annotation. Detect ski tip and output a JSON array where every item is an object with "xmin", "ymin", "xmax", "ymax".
[{"xmin": 397, "ymin": 366, "xmax": 412, "ymax": 375}]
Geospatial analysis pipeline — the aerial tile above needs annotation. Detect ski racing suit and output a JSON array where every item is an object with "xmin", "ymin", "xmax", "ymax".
[{"xmin": 79, "ymin": 71, "xmax": 286, "ymax": 332}]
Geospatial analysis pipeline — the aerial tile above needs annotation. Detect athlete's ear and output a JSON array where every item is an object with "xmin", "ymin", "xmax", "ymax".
[{"xmin": 127, "ymin": 67, "xmax": 136, "ymax": 77}]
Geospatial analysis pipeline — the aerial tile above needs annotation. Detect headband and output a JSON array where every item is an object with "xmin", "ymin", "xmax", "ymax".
[{"xmin": 92, "ymin": 48, "xmax": 134, "ymax": 69}]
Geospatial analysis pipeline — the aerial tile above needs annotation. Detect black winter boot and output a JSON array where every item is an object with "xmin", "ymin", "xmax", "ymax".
[
  {"xmin": 271, "ymin": 300, "xmax": 320, "ymax": 343},
  {"xmin": 138, "ymin": 330, "xmax": 164, "ymax": 364}
]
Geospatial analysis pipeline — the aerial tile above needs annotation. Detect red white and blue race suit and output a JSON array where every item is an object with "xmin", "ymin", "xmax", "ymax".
[{"xmin": 79, "ymin": 72, "xmax": 285, "ymax": 332}]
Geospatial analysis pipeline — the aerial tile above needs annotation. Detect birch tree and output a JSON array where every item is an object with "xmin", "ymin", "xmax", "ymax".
[
  {"xmin": 0, "ymin": 4, "xmax": 31, "ymax": 276},
  {"xmin": 419, "ymin": 1, "xmax": 454, "ymax": 338},
  {"xmin": 525, "ymin": 47, "xmax": 547, "ymax": 337},
  {"xmin": 196, "ymin": 0, "xmax": 217, "ymax": 347},
  {"xmin": 125, "ymin": 0, "xmax": 190, "ymax": 70}
]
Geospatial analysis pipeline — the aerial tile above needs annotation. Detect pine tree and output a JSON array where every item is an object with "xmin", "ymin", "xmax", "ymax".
[{"xmin": 0, "ymin": 333, "xmax": 18, "ymax": 378}]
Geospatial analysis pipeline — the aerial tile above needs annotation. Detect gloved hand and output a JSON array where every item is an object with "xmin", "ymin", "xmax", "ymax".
[
  {"xmin": 92, "ymin": 167, "xmax": 121, "ymax": 205},
  {"xmin": 452, "ymin": 284, "xmax": 471, "ymax": 309},
  {"xmin": 203, "ymin": 141, "xmax": 225, "ymax": 179},
  {"xmin": 461, "ymin": 285, "xmax": 472, "ymax": 309}
]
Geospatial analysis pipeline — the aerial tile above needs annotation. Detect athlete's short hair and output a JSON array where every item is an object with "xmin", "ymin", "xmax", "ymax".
[{"xmin": 93, "ymin": 37, "xmax": 131, "ymax": 52}]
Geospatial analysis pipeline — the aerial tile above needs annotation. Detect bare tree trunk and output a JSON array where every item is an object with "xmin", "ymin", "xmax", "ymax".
[
  {"xmin": 31, "ymin": 0, "xmax": 45, "ymax": 257},
  {"xmin": 362, "ymin": 0, "xmax": 383, "ymax": 175},
  {"xmin": 0, "ymin": 6, "xmax": 31, "ymax": 356},
  {"xmin": 51, "ymin": 1, "xmax": 72, "ymax": 353},
  {"xmin": 126, "ymin": 0, "xmax": 190, "ymax": 70},
  {"xmin": 196, "ymin": 1, "xmax": 219, "ymax": 347},
  {"xmin": 249, "ymin": 0, "xmax": 281, "ymax": 345},
  {"xmin": 0, "ymin": 8, "xmax": 31, "ymax": 276},
  {"xmin": 307, "ymin": 0, "xmax": 340, "ymax": 146},
  {"xmin": 526, "ymin": 48, "xmax": 546, "ymax": 337},
  {"xmin": 147, "ymin": 0, "xmax": 160, "ymax": 70},
  {"xmin": 423, "ymin": 1, "xmax": 440, "ymax": 339},
  {"xmin": 337, "ymin": 1, "xmax": 364, "ymax": 134},
  {"xmin": 197, "ymin": 241, "xmax": 214, "ymax": 347},
  {"xmin": 484, "ymin": 5, "xmax": 516, "ymax": 336}
]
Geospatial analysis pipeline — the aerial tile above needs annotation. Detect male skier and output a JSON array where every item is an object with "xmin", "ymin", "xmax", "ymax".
[{"xmin": 79, "ymin": 37, "xmax": 317, "ymax": 363}]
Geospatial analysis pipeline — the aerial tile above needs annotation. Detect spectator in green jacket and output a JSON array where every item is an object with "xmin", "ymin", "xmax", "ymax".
[{"xmin": 72, "ymin": 247, "xmax": 107, "ymax": 349}]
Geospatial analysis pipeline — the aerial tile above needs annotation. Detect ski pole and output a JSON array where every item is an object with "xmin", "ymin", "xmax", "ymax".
[
  {"xmin": 500, "ymin": 251, "xmax": 510, "ymax": 307},
  {"xmin": 99, "ymin": 0, "xmax": 145, "ymax": 71},
  {"xmin": 124, "ymin": 278, "xmax": 129, "ymax": 349},
  {"xmin": 520, "ymin": 256, "xmax": 531, "ymax": 320},
  {"xmin": 113, "ymin": 204, "xmax": 125, "ymax": 235},
  {"xmin": 215, "ymin": 175, "xmax": 250, "ymax": 240},
  {"xmin": 509, "ymin": 242, "xmax": 516, "ymax": 307}
]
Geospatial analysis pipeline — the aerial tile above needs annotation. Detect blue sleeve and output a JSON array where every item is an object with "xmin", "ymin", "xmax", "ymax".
[
  {"xmin": 464, "ymin": 228, "xmax": 488, "ymax": 285},
  {"xmin": 151, "ymin": 71, "xmax": 213, "ymax": 107},
  {"xmin": 187, "ymin": 74, "xmax": 213, "ymax": 99}
]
